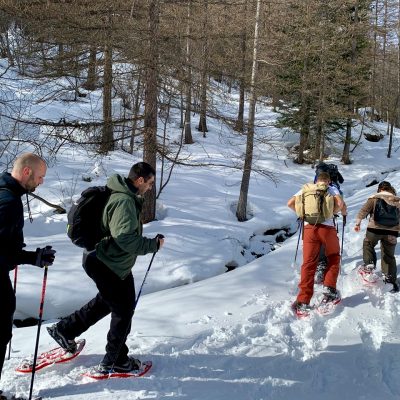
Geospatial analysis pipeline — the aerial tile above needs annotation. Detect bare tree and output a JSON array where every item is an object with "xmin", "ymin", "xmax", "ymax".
[
  {"xmin": 236, "ymin": 0, "xmax": 261, "ymax": 222},
  {"xmin": 130, "ymin": 72, "xmax": 142, "ymax": 154},
  {"xmin": 100, "ymin": 40, "xmax": 114, "ymax": 154},
  {"xmin": 234, "ymin": 1, "xmax": 248, "ymax": 134},
  {"xmin": 197, "ymin": 0, "xmax": 209, "ymax": 137},
  {"xmin": 184, "ymin": 0, "xmax": 194, "ymax": 145},
  {"xmin": 83, "ymin": 45, "xmax": 98, "ymax": 91},
  {"xmin": 142, "ymin": 0, "xmax": 159, "ymax": 223}
]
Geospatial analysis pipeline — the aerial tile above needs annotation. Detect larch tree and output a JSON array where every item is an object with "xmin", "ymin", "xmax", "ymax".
[
  {"xmin": 142, "ymin": 0, "xmax": 160, "ymax": 223},
  {"xmin": 236, "ymin": 0, "xmax": 262, "ymax": 222}
]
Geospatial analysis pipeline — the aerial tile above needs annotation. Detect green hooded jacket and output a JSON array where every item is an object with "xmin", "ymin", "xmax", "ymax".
[{"xmin": 95, "ymin": 174, "xmax": 158, "ymax": 279}]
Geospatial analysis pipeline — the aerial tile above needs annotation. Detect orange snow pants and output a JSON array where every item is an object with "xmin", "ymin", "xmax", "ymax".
[{"xmin": 296, "ymin": 224, "xmax": 341, "ymax": 304}]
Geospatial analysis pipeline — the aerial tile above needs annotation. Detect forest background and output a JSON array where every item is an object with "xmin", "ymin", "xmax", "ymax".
[
  {"xmin": 2, "ymin": 2, "xmax": 400, "ymax": 399},
  {"xmin": 0, "ymin": 0, "xmax": 399, "ymax": 223}
]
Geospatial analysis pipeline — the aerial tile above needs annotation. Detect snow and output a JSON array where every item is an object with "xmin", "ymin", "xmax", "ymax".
[{"xmin": 2, "ymin": 64, "xmax": 400, "ymax": 399}]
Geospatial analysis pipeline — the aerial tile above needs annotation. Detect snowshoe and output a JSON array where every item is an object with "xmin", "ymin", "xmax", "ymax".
[
  {"xmin": 358, "ymin": 264, "xmax": 379, "ymax": 285},
  {"xmin": 291, "ymin": 301, "xmax": 313, "ymax": 318}
]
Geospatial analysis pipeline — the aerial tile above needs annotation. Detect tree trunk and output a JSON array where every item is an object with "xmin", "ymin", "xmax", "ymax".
[
  {"xmin": 179, "ymin": 89, "xmax": 184, "ymax": 129},
  {"xmin": 184, "ymin": 0, "xmax": 194, "ymax": 144},
  {"xmin": 84, "ymin": 46, "xmax": 97, "ymax": 91},
  {"xmin": 342, "ymin": 117, "xmax": 352, "ymax": 164},
  {"xmin": 235, "ymin": 81, "xmax": 246, "ymax": 133},
  {"xmin": 57, "ymin": 44, "xmax": 64, "ymax": 76},
  {"xmin": 297, "ymin": 98, "xmax": 310, "ymax": 164},
  {"xmin": 184, "ymin": 106, "xmax": 193, "ymax": 144},
  {"xmin": 142, "ymin": 0, "xmax": 159, "ymax": 223},
  {"xmin": 314, "ymin": 118, "xmax": 323, "ymax": 161},
  {"xmin": 197, "ymin": 0, "xmax": 209, "ymax": 137},
  {"xmin": 100, "ymin": 41, "xmax": 114, "ymax": 154},
  {"xmin": 379, "ymin": 0, "xmax": 388, "ymax": 119},
  {"xmin": 387, "ymin": 121, "xmax": 394, "ymax": 158},
  {"xmin": 370, "ymin": 0, "xmax": 379, "ymax": 120},
  {"xmin": 236, "ymin": 0, "xmax": 261, "ymax": 222},
  {"xmin": 234, "ymin": 8, "xmax": 247, "ymax": 134},
  {"xmin": 4, "ymin": 31, "xmax": 14, "ymax": 66},
  {"xmin": 130, "ymin": 73, "xmax": 142, "ymax": 154},
  {"xmin": 387, "ymin": 95, "xmax": 399, "ymax": 158},
  {"xmin": 342, "ymin": 3, "xmax": 360, "ymax": 165},
  {"xmin": 396, "ymin": 0, "xmax": 400, "ymax": 130},
  {"xmin": 158, "ymin": 89, "xmax": 172, "ymax": 194}
]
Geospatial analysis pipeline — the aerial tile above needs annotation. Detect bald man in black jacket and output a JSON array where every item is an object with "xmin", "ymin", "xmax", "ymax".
[{"xmin": 0, "ymin": 153, "xmax": 55, "ymax": 383}]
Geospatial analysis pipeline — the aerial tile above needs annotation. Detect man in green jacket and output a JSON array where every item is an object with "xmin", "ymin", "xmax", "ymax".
[{"xmin": 47, "ymin": 162, "xmax": 164, "ymax": 373}]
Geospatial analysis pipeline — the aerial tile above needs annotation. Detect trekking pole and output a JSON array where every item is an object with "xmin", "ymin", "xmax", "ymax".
[
  {"xmin": 294, "ymin": 219, "xmax": 303, "ymax": 265},
  {"xmin": 135, "ymin": 252, "xmax": 157, "ymax": 309},
  {"xmin": 7, "ymin": 266, "xmax": 18, "ymax": 360},
  {"xmin": 28, "ymin": 266, "xmax": 49, "ymax": 400},
  {"xmin": 135, "ymin": 235, "xmax": 164, "ymax": 309},
  {"xmin": 340, "ymin": 215, "xmax": 346, "ymax": 275}
]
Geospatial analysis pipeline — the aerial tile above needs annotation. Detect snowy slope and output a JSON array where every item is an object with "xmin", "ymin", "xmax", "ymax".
[{"xmin": 1, "ymin": 62, "xmax": 400, "ymax": 399}]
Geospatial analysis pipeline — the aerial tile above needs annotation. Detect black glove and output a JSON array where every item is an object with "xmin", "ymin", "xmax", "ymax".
[
  {"xmin": 35, "ymin": 246, "xmax": 56, "ymax": 268},
  {"xmin": 155, "ymin": 234, "xmax": 164, "ymax": 250}
]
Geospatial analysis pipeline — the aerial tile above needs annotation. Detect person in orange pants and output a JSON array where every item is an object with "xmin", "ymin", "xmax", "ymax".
[
  {"xmin": 287, "ymin": 172, "xmax": 344, "ymax": 316},
  {"xmin": 298, "ymin": 225, "xmax": 341, "ymax": 304}
]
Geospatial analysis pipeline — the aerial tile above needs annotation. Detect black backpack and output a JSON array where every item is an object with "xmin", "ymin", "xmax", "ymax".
[
  {"xmin": 67, "ymin": 186, "xmax": 112, "ymax": 251},
  {"xmin": 374, "ymin": 198, "xmax": 400, "ymax": 227},
  {"xmin": 315, "ymin": 162, "xmax": 344, "ymax": 185}
]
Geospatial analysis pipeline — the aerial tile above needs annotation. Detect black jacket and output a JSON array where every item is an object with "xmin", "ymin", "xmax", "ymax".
[{"xmin": 0, "ymin": 172, "xmax": 36, "ymax": 271}]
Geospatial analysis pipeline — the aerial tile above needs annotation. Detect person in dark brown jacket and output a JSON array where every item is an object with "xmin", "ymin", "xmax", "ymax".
[{"xmin": 354, "ymin": 181, "xmax": 400, "ymax": 292}]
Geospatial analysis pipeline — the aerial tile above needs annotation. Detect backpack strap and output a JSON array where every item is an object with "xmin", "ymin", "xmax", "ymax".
[{"xmin": 317, "ymin": 188, "xmax": 324, "ymax": 216}]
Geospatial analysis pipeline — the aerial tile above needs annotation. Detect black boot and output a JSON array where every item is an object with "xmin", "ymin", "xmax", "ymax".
[
  {"xmin": 390, "ymin": 281, "xmax": 399, "ymax": 293},
  {"xmin": 384, "ymin": 275, "xmax": 400, "ymax": 293}
]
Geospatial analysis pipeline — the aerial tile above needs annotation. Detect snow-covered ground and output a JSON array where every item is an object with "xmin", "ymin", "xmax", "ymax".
[{"xmin": 2, "ymin": 62, "xmax": 400, "ymax": 399}]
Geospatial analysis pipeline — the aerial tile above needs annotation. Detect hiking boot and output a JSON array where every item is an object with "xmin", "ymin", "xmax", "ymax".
[
  {"xmin": 390, "ymin": 282, "xmax": 400, "ymax": 293},
  {"xmin": 99, "ymin": 356, "xmax": 141, "ymax": 373},
  {"xmin": 314, "ymin": 261, "xmax": 327, "ymax": 284},
  {"xmin": 47, "ymin": 324, "xmax": 77, "ymax": 353},
  {"xmin": 291, "ymin": 301, "xmax": 313, "ymax": 317},
  {"xmin": 322, "ymin": 286, "xmax": 341, "ymax": 304},
  {"xmin": 383, "ymin": 275, "xmax": 400, "ymax": 293}
]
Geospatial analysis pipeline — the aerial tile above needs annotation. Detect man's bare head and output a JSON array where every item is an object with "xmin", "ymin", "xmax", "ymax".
[{"xmin": 11, "ymin": 153, "xmax": 47, "ymax": 192}]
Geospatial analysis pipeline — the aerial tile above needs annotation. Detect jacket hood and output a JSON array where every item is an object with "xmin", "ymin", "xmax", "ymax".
[
  {"xmin": 0, "ymin": 172, "xmax": 27, "ymax": 196},
  {"xmin": 106, "ymin": 174, "xmax": 139, "ymax": 198},
  {"xmin": 369, "ymin": 191, "xmax": 400, "ymax": 206}
]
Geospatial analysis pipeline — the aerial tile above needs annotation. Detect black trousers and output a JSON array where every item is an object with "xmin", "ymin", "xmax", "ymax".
[
  {"xmin": 56, "ymin": 253, "xmax": 136, "ymax": 365},
  {"xmin": 0, "ymin": 271, "xmax": 15, "ymax": 379}
]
